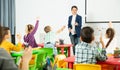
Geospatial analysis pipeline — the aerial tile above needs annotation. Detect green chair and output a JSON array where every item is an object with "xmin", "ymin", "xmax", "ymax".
[
  {"xmin": 40, "ymin": 48, "xmax": 54, "ymax": 62},
  {"xmin": 29, "ymin": 48, "xmax": 54, "ymax": 70},
  {"xmin": 29, "ymin": 50, "xmax": 46, "ymax": 70},
  {"xmin": 36, "ymin": 52, "xmax": 46, "ymax": 70}
]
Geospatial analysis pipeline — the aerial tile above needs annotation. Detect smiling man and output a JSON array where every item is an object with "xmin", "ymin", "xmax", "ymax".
[{"xmin": 68, "ymin": 6, "xmax": 82, "ymax": 55}]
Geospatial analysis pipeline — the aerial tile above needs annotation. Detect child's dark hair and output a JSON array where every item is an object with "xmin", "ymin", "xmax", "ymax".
[
  {"xmin": 0, "ymin": 26, "xmax": 10, "ymax": 44},
  {"xmin": 105, "ymin": 28, "xmax": 115, "ymax": 48},
  {"xmin": 80, "ymin": 26, "xmax": 94, "ymax": 43},
  {"xmin": 26, "ymin": 24, "xmax": 34, "ymax": 33},
  {"xmin": 44, "ymin": 26, "xmax": 51, "ymax": 33},
  {"xmin": 71, "ymin": 5, "xmax": 78, "ymax": 10}
]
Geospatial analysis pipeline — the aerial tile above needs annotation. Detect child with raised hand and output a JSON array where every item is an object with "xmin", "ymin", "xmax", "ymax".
[
  {"xmin": 75, "ymin": 26, "xmax": 107, "ymax": 64},
  {"xmin": 0, "ymin": 26, "xmax": 22, "ymax": 54},
  {"xmin": 44, "ymin": 25, "xmax": 66, "ymax": 55},
  {"xmin": 24, "ymin": 17, "xmax": 39, "ymax": 48},
  {"xmin": 100, "ymin": 21, "xmax": 117, "ymax": 54}
]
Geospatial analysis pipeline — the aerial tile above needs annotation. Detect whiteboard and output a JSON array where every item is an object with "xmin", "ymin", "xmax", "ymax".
[{"xmin": 86, "ymin": 0, "xmax": 120, "ymax": 23}]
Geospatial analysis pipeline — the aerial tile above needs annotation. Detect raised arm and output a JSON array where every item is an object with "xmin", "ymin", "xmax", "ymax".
[
  {"xmin": 108, "ymin": 21, "xmax": 113, "ymax": 28},
  {"xmin": 10, "ymin": 34, "xmax": 22, "ymax": 52},
  {"xmin": 100, "ymin": 34, "xmax": 105, "ymax": 48},
  {"xmin": 21, "ymin": 46, "xmax": 32, "ymax": 70},
  {"xmin": 97, "ymin": 33, "xmax": 107, "ymax": 61},
  {"xmin": 56, "ymin": 25, "xmax": 66, "ymax": 34},
  {"xmin": 30, "ymin": 20, "xmax": 39, "ymax": 35},
  {"xmin": 10, "ymin": 42, "xmax": 22, "ymax": 52}
]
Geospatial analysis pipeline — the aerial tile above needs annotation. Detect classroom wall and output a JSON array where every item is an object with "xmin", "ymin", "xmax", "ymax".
[
  {"xmin": 15, "ymin": 0, "xmax": 84, "ymax": 44},
  {"xmin": 16, "ymin": 0, "xmax": 120, "ymax": 47}
]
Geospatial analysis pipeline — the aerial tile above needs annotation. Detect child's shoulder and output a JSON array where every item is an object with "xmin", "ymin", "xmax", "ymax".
[
  {"xmin": 1, "ymin": 40, "xmax": 12, "ymax": 45},
  {"xmin": 46, "ymin": 31, "xmax": 55, "ymax": 35}
]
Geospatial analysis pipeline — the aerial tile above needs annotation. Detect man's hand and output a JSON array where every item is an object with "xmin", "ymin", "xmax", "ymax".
[
  {"xmin": 75, "ymin": 22, "xmax": 78, "ymax": 26},
  {"xmin": 68, "ymin": 28, "xmax": 72, "ymax": 32}
]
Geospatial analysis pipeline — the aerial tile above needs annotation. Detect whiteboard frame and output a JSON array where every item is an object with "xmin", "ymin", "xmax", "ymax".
[{"xmin": 85, "ymin": 0, "xmax": 120, "ymax": 23}]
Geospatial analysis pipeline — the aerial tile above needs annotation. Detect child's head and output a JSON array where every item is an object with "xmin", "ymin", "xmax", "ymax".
[
  {"xmin": 44, "ymin": 26, "xmax": 51, "ymax": 33},
  {"xmin": 0, "ymin": 26, "xmax": 10, "ymax": 44},
  {"xmin": 105, "ymin": 28, "xmax": 115, "ymax": 48},
  {"xmin": 26, "ymin": 24, "xmax": 34, "ymax": 34},
  {"xmin": 80, "ymin": 26, "xmax": 94, "ymax": 43},
  {"xmin": 106, "ymin": 28, "xmax": 115, "ymax": 39}
]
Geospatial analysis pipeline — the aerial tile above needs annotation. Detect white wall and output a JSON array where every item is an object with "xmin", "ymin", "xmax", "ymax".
[
  {"xmin": 16, "ymin": 0, "xmax": 120, "ymax": 46},
  {"xmin": 15, "ymin": 0, "xmax": 84, "ymax": 44}
]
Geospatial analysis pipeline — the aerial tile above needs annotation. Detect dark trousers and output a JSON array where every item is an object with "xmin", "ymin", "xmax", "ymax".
[{"xmin": 70, "ymin": 34, "xmax": 79, "ymax": 55}]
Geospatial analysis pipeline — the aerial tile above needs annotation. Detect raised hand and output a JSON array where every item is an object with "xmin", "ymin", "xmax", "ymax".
[
  {"xmin": 99, "ymin": 33, "xmax": 105, "ymax": 48},
  {"xmin": 16, "ymin": 34, "xmax": 21, "ymax": 42},
  {"xmin": 22, "ymin": 46, "xmax": 32, "ymax": 62},
  {"xmin": 75, "ymin": 22, "xmax": 78, "ymax": 26},
  {"xmin": 108, "ymin": 21, "xmax": 112, "ymax": 28},
  {"xmin": 36, "ymin": 16, "xmax": 40, "ymax": 20},
  {"xmin": 68, "ymin": 28, "xmax": 72, "ymax": 32}
]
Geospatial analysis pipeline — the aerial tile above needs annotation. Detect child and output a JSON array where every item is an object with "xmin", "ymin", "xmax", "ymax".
[
  {"xmin": 0, "ymin": 26, "xmax": 22, "ymax": 54},
  {"xmin": 24, "ymin": 18, "xmax": 39, "ymax": 48},
  {"xmin": 44, "ymin": 25, "xmax": 65, "ymax": 55},
  {"xmin": 75, "ymin": 26, "xmax": 107, "ymax": 64},
  {"xmin": 100, "ymin": 21, "xmax": 116, "ymax": 54}
]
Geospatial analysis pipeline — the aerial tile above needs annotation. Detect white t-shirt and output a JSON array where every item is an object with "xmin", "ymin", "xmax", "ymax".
[
  {"xmin": 44, "ymin": 31, "xmax": 56, "ymax": 44},
  {"xmin": 103, "ymin": 37, "xmax": 117, "ymax": 54}
]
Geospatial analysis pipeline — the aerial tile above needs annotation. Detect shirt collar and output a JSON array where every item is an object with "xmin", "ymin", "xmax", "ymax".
[
  {"xmin": 80, "ymin": 41, "xmax": 93, "ymax": 48},
  {"xmin": 72, "ymin": 14, "xmax": 77, "ymax": 17}
]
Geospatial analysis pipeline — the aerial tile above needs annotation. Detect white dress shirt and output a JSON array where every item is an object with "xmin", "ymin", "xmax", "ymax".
[{"xmin": 71, "ymin": 15, "xmax": 76, "ymax": 35}]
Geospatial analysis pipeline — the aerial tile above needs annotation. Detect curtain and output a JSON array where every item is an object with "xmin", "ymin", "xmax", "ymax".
[{"xmin": 0, "ymin": 0, "xmax": 16, "ymax": 43}]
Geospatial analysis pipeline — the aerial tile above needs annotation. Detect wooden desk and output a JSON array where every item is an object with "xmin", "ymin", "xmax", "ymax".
[{"xmin": 97, "ymin": 56, "xmax": 120, "ymax": 70}]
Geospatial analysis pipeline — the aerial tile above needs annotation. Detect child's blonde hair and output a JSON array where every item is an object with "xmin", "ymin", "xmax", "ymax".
[
  {"xmin": 26, "ymin": 24, "xmax": 34, "ymax": 34},
  {"xmin": 44, "ymin": 26, "xmax": 51, "ymax": 33}
]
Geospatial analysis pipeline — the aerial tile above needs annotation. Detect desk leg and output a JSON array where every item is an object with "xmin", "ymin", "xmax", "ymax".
[
  {"xmin": 116, "ymin": 65, "xmax": 120, "ymax": 70},
  {"xmin": 68, "ymin": 47, "xmax": 71, "ymax": 57},
  {"xmin": 61, "ymin": 47, "xmax": 64, "ymax": 54},
  {"xmin": 68, "ymin": 62, "xmax": 73, "ymax": 69}
]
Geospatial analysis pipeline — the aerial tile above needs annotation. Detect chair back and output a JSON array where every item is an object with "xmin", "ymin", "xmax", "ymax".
[
  {"xmin": 73, "ymin": 64, "xmax": 101, "ymax": 70},
  {"xmin": 29, "ymin": 49, "xmax": 46, "ymax": 70},
  {"xmin": 55, "ymin": 54, "xmax": 67, "ymax": 68},
  {"xmin": 40, "ymin": 48, "xmax": 53, "ymax": 56}
]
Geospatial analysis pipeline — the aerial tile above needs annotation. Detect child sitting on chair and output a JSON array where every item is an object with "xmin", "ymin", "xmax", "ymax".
[
  {"xmin": 100, "ymin": 21, "xmax": 117, "ymax": 55},
  {"xmin": 44, "ymin": 25, "xmax": 65, "ymax": 55},
  {"xmin": 0, "ymin": 26, "xmax": 22, "ymax": 54},
  {"xmin": 75, "ymin": 26, "xmax": 107, "ymax": 64}
]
